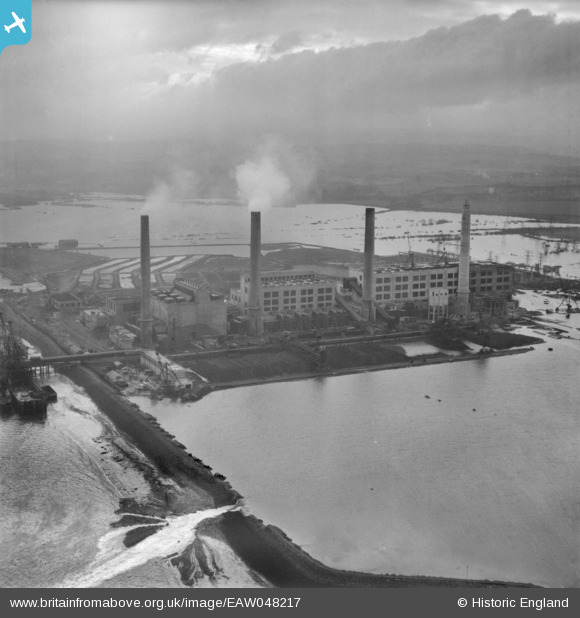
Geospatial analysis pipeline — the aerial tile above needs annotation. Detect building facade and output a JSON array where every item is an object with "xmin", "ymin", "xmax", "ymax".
[
  {"xmin": 233, "ymin": 271, "xmax": 336, "ymax": 315},
  {"xmin": 349, "ymin": 261, "xmax": 514, "ymax": 315},
  {"xmin": 151, "ymin": 278, "xmax": 226, "ymax": 350}
]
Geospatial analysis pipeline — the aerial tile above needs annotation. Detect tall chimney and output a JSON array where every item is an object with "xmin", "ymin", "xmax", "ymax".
[
  {"xmin": 362, "ymin": 208, "xmax": 376, "ymax": 322},
  {"xmin": 140, "ymin": 215, "xmax": 153, "ymax": 347},
  {"xmin": 456, "ymin": 200, "xmax": 471, "ymax": 318},
  {"xmin": 248, "ymin": 211, "xmax": 263, "ymax": 337}
]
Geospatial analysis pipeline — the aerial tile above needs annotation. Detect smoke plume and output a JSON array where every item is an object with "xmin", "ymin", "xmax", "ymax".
[
  {"xmin": 235, "ymin": 156, "xmax": 291, "ymax": 212},
  {"xmin": 234, "ymin": 135, "xmax": 317, "ymax": 211}
]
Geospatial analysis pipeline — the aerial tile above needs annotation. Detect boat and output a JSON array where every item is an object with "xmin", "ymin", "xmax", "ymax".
[
  {"xmin": 546, "ymin": 309, "xmax": 554, "ymax": 314},
  {"xmin": 1, "ymin": 313, "xmax": 55, "ymax": 416}
]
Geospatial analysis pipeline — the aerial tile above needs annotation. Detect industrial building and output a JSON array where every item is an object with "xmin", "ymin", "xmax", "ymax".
[
  {"xmin": 52, "ymin": 293, "xmax": 82, "ymax": 312},
  {"xmin": 348, "ymin": 261, "xmax": 514, "ymax": 317},
  {"xmin": 151, "ymin": 278, "xmax": 226, "ymax": 351},
  {"xmin": 105, "ymin": 296, "xmax": 140, "ymax": 325},
  {"xmin": 81, "ymin": 308, "xmax": 109, "ymax": 331},
  {"xmin": 232, "ymin": 271, "xmax": 336, "ymax": 315}
]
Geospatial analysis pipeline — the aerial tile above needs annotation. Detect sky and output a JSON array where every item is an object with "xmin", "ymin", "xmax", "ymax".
[{"xmin": 0, "ymin": 0, "xmax": 579, "ymax": 155}]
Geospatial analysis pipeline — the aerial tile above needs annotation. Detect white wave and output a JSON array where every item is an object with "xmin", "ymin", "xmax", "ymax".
[{"xmin": 58, "ymin": 506, "xmax": 237, "ymax": 588}]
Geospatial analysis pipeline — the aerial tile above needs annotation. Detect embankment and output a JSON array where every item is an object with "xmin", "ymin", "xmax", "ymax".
[{"xmin": 0, "ymin": 300, "xmax": 539, "ymax": 588}]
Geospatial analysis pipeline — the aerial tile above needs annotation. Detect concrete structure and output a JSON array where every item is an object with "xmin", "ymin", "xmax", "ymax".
[
  {"xmin": 361, "ymin": 208, "xmax": 376, "ymax": 322},
  {"xmin": 52, "ymin": 293, "xmax": 81, "ymax": 312},
  {"xmin": 428, "ymin": 288, "xmax": 449, "ymax": 321},
  {"xmin": 248, "ymin": 211, "xmax": 263, "ymax": 337},
  {"xmin": 109, "ymin": 325, "xmax": 137, "ymax": 349},
  {"xmin": 350, "ymin": 260, "xmax": 513, "ymax": 315},
  {"xmin": 81, "ymin": 309, "xmax": 109, "ymax": 331},
  {"xmin": 105, "ymin": 296, "xmax": 140, "ymax": 325},
  {"xmin": 151, "ymin": 278, "xmax": 226, "ymax": 351},
  {"xmin": 233, "ymin": 271, "xmax": 336, "ymax": 315},
  {"xmin": 139, "ymin": 215, "xmax": 153, "ymax": 347},
  {"xmin": 456, "ymin": 201, "xmax": 471, "ymax": 318},
  {"xmin": 140, "ymin": 350, "xmax": 195, "ymax": 389}
]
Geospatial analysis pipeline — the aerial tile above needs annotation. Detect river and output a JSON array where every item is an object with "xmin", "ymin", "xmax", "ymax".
[
  {"xmin": 131, "ymin": 303, "xmax": 579, "ymax": 588},
  {"xmin": 2, "ymin": 195, "xmax": 579, "ymax": 276},
  {"xmin": 1, "ymin": 196, "xmax": 579, "ymax": 588}
]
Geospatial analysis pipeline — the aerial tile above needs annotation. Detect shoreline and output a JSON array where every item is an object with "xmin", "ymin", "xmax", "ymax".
[
  {"xmin": 0, "ymin": 300, "xmax": 540, "ymax": 588},
  {"xmin": 211, "ymin": 345, "xmax": 536, "ymax": 392}
]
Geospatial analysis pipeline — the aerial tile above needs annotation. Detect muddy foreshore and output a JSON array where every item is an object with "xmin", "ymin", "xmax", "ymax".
[{"xmin": 1, "ymin": 301, "xmax": 539, "ymax": 588}]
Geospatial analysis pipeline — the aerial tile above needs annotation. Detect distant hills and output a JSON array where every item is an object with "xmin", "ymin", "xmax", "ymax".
[{"xmin": 1, "ymin": 139, "xmax": 579, "ymax": 220}]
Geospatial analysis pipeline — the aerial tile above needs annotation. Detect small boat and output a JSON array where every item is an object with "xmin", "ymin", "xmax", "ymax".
[{"xmin": 546, "ymin": 309, "xmax": 554, "ymax": 314}]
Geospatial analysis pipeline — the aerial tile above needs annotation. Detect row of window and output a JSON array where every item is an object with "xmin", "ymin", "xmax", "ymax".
[{"xmin": 263, "ymin": 302, "xmax": 334, "ymax": 311}]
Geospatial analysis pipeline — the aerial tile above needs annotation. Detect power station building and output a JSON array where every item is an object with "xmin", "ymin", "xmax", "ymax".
[
  {"xmin": 349, "ymin": 261, "xmax": 514, "ymax": 316},
  {"xmin": 151, "ymin": 278, "xmax": 226, "ymax": 350},
  {"xmin": 232, "ymin": 271, "xmax": 336, "ymax": 315}
]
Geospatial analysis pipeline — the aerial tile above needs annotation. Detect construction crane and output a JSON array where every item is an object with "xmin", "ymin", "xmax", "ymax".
[
  {"xmin": 555, "ymin": 275, "xmax": 580, "ymax": 317},
  {"xmin": 398, "ymin": 232, "xmax": 415, "ymax": 268}
]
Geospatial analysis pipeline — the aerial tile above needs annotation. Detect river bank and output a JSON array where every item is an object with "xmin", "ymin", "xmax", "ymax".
[{"xmin": 0, "ymin": 300, "xmax": 541, "ymax": 588}]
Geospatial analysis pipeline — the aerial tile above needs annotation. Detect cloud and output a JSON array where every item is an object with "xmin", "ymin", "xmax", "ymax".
[{"xmin": 1, "ymin": 2, "xmax": 580, "ymax": 153}]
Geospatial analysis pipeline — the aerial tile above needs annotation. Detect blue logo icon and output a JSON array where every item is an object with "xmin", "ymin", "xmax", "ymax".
[{"xmin": 0, "ymin": 0, "xmax": 31, "ymax": 55}]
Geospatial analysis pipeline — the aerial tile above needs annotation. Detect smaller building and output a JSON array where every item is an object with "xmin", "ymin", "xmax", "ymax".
[
  {"xmin": 109, "ymin": 325, "xmax": 137, "ymax": 350},
  {"xmin": 58, "ymin": 239, "xmax": 79, "ymax": 249},
  {"xmin": 105, "ymin": 296, "xmax": 140, "ymax": 325},
  {"xmin": 52, "ymin": 293, "xmax": 82, "ymax": 312},
  {"xmin": 428, "ymin": 288, "xmax": 449, "ymax": 322},
  {"xmin": 81, "ymin": 309, "xmax": 109, "ymax": 331}
]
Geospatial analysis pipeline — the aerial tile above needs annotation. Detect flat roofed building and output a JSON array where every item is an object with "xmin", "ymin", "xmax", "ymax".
[
  {"xmin": 52, "ymin": 293, "xmax": 82, "ymax": 312},
  {"xmin": 234, "ymin": 271, "xmax": 336, "ymax": 315},
  {"xmin": 350, "ymin": 261, "xmax": 514, "ymax": 314},
  {"xmin": 151, "ymin": 278, "xmax": 226, "ymax": 350},
  {"xmin": 105, "ymin": 296, "xmax": 140, "ymax": 325}
]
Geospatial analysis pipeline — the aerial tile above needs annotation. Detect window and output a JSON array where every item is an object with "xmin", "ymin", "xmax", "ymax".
[
  {"xmin": 395, "ymin": 293, "xmax": 401, "ymax": 299},
  {"xmin": 402, "ymin": 293, "xmax": 408, "ymax": 298},
  {"xmin": 376, "ymin": 286, "xmax": 383, "ymax": 292},
  {"xmin": 384, "ymin": 293, "xmax": 390, "ymax": 299},
  {"xmin": 384, "ymin": 278, "xmax": 391, "ymax": 283},
  {"xmin": 413, "ymin": 292, "xmax": 419, "ymax": 297},
  {"xmin": 291, "ymin": 290, "xmax": 296, "ymax": 296},
  {"xmin": 301, "ymin": 290, "xmax": 307, "ymax": 296},
  {"xmin": 264, "ymin": 292, "xmax": 271, "ymax": 298},
  {"xmin": 431, "ymin": 274, "xmax": 437, "ymax": 280},
  {"xmin": 420, "ymin": 283, "xmax": 426, "ymax": 289},
  {"xmin": 420, "ymin": 275, "xmax": 426, "ymax": 280},
  {"xmin": 395, "ymin": 276, "xmax": 402, "ymax": 282},
  {"xmin": 326, "ymin": 288, "xmax": 332, "ymax": 293},
  {"xmin": 438, "ymin": 274, "xmax": 443, "ymax": 279},
  {"xmin": 413, "ymin": 284, "xmax": 419, "ymax": 289},
  {"xmin": 413, "ymin": 275, "xmax": 420, "ymax": 281},
  {"xmin": 376, "ymin": 294, "xmax": 382, "ymax": 300},
  {"xmin": 284, "ymin": 290, "xmax": 289, "ymax": 297},
  {"xmin": 395, "ymin": 285, "xmax": 402, "ymax": 290}
]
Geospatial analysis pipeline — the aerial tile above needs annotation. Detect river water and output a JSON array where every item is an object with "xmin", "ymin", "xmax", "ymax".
[
  {"xmin": 1, "ymin": 197, "xmax": 579, "ymax": 588},
  {"xmin": 132, "ymin": 306, "xmax": 579, "ymax": 588},
  {"xmin": 2, "ymin": 195, "xmax": 579, "ymax": 276}
]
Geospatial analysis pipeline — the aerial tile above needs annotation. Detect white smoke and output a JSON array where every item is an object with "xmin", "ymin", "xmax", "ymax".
[
  {"xmin": 234, "ymin": 135, "xmax": 318, "ymax": 212},
  {"xmin": 235, "ymin": 156, "xmax": 291, "ymax": 213},
  {"xmin": 141, "ymin": 169, "xmax": 200, "ymax": 216}
]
